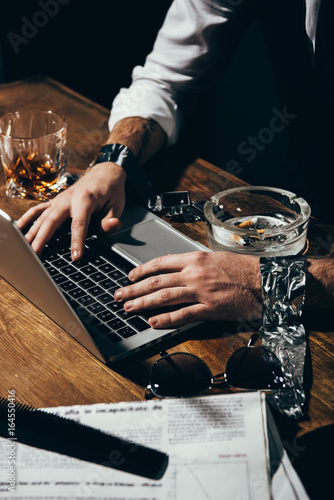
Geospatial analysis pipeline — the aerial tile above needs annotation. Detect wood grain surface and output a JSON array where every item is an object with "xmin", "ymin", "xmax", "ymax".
[{"xmin": 0, "ymin": 77, "xmax": 333, "ymax": 449}]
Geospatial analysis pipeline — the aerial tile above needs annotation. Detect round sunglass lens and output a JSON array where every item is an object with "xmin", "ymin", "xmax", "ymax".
[
  {"xmin": 149, "ymin": 353, "xmax": 212, "ymax": 398},
  {"xmin": 225, "ymin": 347, "xmax": 285, "ymax": 390}
]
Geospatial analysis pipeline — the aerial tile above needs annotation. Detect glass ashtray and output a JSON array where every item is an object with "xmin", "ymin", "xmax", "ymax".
[{"xmin": 204, "ymin": 186, "xmax": 311, "ymax": 256}]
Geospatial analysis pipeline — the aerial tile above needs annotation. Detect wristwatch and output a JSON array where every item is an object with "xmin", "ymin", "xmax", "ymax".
[
  {"xmin": 94, "ymin": 143, "xmax": 136, "ymax": 167},
  {"xmin": 93, "ymin": 143, "xmax": 204, "ymax": 221},
  {"xmin": 94, "ymin": 143, "xmax": 158, "ymax": 208}
]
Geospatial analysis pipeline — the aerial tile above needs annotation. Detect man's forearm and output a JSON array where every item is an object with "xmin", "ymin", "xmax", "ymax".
[
  {"xmin": 305, "ymin": 257, "xmax": 334, "ymax": 311},
  {"xmin": 105, "ymin": 122, "xmax": 334, "ymax": 316},
  {"xmin": 105, "ymin": 117, "xmax": 167, "ymax": 166}
]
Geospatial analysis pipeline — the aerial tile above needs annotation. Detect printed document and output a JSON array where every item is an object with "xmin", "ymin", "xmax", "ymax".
[{"xmin": 0, "ymin": 392, "xmax": 308, "ymax": 499}]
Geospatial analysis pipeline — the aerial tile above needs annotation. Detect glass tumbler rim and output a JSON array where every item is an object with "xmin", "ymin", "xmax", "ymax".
[{"xmin": 0, "ymin": 108, "xmax": 67, "ymax": 140}]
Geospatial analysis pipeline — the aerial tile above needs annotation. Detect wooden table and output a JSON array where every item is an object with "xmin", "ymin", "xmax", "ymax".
[{"xmin": 0, "ymin": 77, "xmax": 333, "ymax": 492}]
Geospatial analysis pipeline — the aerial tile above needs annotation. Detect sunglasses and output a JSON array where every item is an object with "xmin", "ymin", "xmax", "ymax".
[{"xmin": 145, "ymin": 335, "xmax": 285, "ymax": 399}]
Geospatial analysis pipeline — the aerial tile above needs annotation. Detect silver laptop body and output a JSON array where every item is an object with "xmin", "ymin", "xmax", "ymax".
[{"xmin": 0, "ymin": 205, "xmax": 209, "ymax": 362}]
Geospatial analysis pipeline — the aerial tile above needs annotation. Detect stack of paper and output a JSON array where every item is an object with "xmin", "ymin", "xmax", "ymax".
[{"xmin": 0, "ymin": 392, "xmax": 308, "ymax": 499}]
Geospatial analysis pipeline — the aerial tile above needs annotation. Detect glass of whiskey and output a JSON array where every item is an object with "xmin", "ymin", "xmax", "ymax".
[{"xmin": 0, "ymin": 109, "xmax": 68, "ymax": 201}]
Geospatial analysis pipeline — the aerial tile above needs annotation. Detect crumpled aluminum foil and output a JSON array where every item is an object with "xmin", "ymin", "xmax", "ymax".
[{"xmin": 259, "ymin": 256, "xmax": 306, "ymax": 418}]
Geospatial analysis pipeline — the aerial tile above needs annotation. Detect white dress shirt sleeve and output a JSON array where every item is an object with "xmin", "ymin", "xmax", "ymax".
[{"xmin": 108, "ymin": 0, "xmax": 252, "ymax": 145}]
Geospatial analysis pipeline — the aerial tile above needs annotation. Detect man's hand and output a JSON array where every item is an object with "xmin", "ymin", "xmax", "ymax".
[
  {"xmin": 114, "ymin": 251, "xmax": 263, "ymax": 327},
  {"xmin": 16, "ymin": 162, "xmax": 126, "ymax": 260},
  {"xmin": 17, "ymin": 117, "xmax": 166, "ymax": 260}
]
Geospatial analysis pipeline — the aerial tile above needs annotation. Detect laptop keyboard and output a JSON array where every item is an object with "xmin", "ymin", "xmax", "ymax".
[{"xmin": 40, "ymin": 227, "xmax": 151, "ymax": 346}]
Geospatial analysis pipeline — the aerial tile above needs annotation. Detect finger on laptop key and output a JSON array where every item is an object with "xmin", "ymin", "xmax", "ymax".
[{"xmin": 70, "ymin": 215, "xmax": 92, "ymax": 261}]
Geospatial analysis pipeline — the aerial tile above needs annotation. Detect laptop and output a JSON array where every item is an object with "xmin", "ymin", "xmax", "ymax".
[{"xmin": 0, "ymin": 204, "xmax": 209, "ymax": 362}]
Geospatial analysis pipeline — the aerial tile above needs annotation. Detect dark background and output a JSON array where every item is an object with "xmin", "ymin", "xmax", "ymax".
[
  {"xmin": 0, "ymin": 0, "xmax": 286, "ymax": 187},
  {"xmin": 0, "ymin": 0, "xmax": 172, "ymax": 108}
]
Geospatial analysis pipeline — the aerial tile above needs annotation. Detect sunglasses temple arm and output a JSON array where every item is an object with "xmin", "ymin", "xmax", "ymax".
[{"xmin": 248, "ymin": 333, "xmax": 259, "ymax": 347}]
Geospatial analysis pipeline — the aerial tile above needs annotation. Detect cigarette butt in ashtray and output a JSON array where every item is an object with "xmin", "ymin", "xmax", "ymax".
[
  {"xmin": 230, "ymin": 218, "xmax": 267, "ymax": 244},
  {"xmin": 230, "ymin": 233, "xmax": 246, "ymax": 245},
  {"xmin": 235, "ymin": 219, "xmax": 255, "ymax": 229},
  {"xmin": 230, "ymin": 218, "xmax": 255, "ymax": 245}
]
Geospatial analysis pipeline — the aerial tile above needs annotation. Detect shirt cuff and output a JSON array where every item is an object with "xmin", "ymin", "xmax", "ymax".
[{"xmin": 108, "ymin": 66, "xmax": 183, "ymax": 146}]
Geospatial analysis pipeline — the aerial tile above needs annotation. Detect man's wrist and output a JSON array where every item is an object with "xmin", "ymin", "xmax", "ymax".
[
  {"xmin": 94, "ymin": 143, "xmax": 157, "ymax": 209},
  {"xmin": 94, "ymin": 143, "xmax": 138, "ymax": 169},
  {"xmin": 305, "ymin": 258, "xmax": 334, "ymax": 311},
  {"xmin": 106, "ymin": 117, "xmax": 166, "ymax": 165}
]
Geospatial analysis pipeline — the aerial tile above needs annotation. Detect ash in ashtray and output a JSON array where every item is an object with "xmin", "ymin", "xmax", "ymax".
[
  {"xmin": 213, "ymin": 213, "xmax": 298, "ymax": 249},
  {"xmin": 235, "ymin": 213, "xmax": 295, "ymax": 229}
]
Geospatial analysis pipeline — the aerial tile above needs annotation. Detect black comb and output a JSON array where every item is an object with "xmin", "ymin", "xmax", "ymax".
[{"xmin": 0, "ymin": 397, "xmax": 168, "ymax": 480}]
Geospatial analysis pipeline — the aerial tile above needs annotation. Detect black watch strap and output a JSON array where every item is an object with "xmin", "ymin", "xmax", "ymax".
[
  {"xmin": 94, "ymin": 143, "xmax": 158, "ymax": 208},
  {"xmin": 93, "ymin": 144, "xmax": 203, "ymax": 221}
]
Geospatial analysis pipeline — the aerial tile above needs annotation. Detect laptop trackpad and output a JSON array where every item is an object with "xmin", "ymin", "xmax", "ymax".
[{"xmin": 108, "ymin": 218, "xmax": 208, "ymax": 265}]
